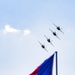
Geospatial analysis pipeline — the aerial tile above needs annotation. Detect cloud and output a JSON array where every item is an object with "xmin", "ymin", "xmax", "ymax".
[
  {"xmin": 23, "ymin": 29, "xmax": 31, "ymax": 35},
  {"xmin": 2, "ymin": 25, "xmax": 31, "ymax": 36},
  {"xmin": 3, "ymin": 25, "xmax": 20, "ymax": 33}
]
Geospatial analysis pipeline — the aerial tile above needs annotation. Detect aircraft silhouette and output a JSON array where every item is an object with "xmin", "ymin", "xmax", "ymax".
[
  {"xmin": 49, "ymin": 29, "xmax": 60, "ymax": 39},
  {"xmin": 44, "ymin": 35, "xmax": 54, "ymax": 46},
  {"xmin": 38, "ymin": 41, "xmax": 48, "ymax": 52},
  {"xmin": 53, "ymin": 23, "xmax": 64, "ymax": 34}
]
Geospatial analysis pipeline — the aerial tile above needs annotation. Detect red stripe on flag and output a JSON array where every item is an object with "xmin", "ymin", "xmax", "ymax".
[{"xmin": 29, "ymin": 66, "xmax": 39, "ymax": 75}]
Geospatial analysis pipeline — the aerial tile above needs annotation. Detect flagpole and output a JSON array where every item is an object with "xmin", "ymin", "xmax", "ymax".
[{"xmin": 55, "ymin": 51, "xmax": 58, "ymax": 75}]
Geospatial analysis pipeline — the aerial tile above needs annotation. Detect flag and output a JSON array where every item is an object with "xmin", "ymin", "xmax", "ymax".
[{"xmin": 29, "ymin": 53, "xmax": 54, "ymax": 75}]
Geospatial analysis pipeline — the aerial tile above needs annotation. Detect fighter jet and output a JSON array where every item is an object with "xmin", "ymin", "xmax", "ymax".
[
  {"xmin": 44, "ymin": 35, "xmax": 54, "ymax": 46},
  {"xmin": 53, "ymin": 23, "xmax": 64, "ymax": 34},
  {"xmin": 38, "ymin": 41, "xmax": 48, "ymax": 52},
  {"xmin": 49, "ymin": 29, "xmax": 60, "ymax": 39}
]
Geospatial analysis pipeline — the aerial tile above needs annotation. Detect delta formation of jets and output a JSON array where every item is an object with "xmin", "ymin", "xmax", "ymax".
[{"xmin": 38, "ymin": 23, "xmax": 64, "ymax": 52}]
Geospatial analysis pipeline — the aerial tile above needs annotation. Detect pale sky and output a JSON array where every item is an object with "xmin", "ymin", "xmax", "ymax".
[{"xmin": 0, "ymin": 0, "xmax": 75, "ymax": 75}]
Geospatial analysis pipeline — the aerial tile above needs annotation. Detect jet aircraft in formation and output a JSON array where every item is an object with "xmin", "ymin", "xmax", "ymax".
[
  {"xmin": 49, "ymin": 29, "xmax": 60, "ymax": 39},
  {"xmin": 38, "ymin": 23, "xmax": 64, "ymax": 51},
  {"xmin": 44, "ymin": 35, "xmax": 54, "ymax": 46},
  {"xmin": 38, "ymin": 41, "xmax": 48, "ymax": 52},
  {"xmin": 53, "ymin": 23, "xmax": 64, "ymax": 34}
]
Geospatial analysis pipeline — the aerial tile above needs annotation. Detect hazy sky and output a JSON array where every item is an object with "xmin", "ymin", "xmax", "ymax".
[{"xmin": 0, "ymin": 0, "xmax": 75, "ymax": 75}]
